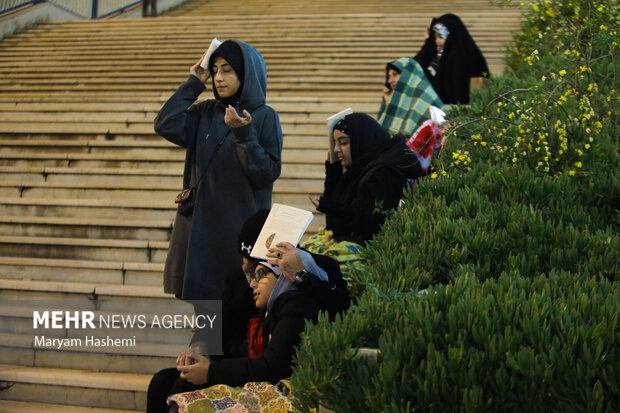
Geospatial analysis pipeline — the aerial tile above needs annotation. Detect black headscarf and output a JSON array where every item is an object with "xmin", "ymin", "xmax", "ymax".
[
  {"xmin": 414, "ymin": 13, "xmax": 489, "ymax": 104},
  {"xmin": 332, "ymin": 113, "xmax": 420, "ymax": 197},
  {"xmin": 334, "ymin": 113, "xmax": 392, "ymax": 172},
  {"xmin": 208, "ymin": 40, "xmax": 245, "ymax": 106},
  {"xmin": 323, "ymin": 113, "xmax": 423, "ymax": 243}
]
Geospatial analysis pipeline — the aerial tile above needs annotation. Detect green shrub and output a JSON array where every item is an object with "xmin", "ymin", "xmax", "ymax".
[
  {"xmin": 350, "ymin": 163, "xmax": 618, "ymax": 294},
  {"xmin": 293, "ymin": 272, "xmax": 620, "ymax": 412},
  {"xmin": 292, "ymin": 1, "xmax": 620, "ymax": 411}
]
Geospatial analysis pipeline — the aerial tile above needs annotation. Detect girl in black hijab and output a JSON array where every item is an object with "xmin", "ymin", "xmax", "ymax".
[
  {"xmin": 414, "ymin": 13, "xmax": 489, "ymax": 104},
  {"xmin": 308, "ymin": 113, "xmax": 424, "ymax": 244}
]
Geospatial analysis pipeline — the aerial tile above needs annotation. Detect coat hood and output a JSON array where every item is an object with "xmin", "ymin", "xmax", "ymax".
[{"xmin": 210, "ymin": 39, "xmax": 267, "ymax": 111}]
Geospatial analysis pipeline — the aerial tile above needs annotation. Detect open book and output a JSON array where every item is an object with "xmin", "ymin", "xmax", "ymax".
[
  {"xmin": 326, "ymin": 108, "xmax": 352, "ymax": 163},
  {"xmin": 250, "ymin": 204, "xmax": 314, "ymax": 260},
  {"xmin": 199, "ymin": 37, "xmax": 223, "ymax": 69}
]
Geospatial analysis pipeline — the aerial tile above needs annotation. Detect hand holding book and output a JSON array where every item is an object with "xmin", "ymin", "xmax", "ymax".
[
  {"xmin": 250, "ymin": 204, "xmax": 314, "ymax": 260},
  {"xmin": 190, "ymin": 38, "xmax": 223, "ymax": 84}
]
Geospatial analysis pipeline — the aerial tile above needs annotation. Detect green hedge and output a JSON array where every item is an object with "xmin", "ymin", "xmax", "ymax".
[
  {"xmin": 293, "ymin": 272, "xmax": 620, "ymax": 412},
  {"xmin": 291, "ymin": 0, "xmax": 619, "ymax": 411},
  {"xmin": 350, "ymin": 162, "xmax": 619, "ymax": 294}
]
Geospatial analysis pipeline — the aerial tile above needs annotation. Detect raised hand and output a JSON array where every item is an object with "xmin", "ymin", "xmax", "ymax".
[
  {"xmin": 307, "ymin": 194, "xmax": 320, "ymax": 209},
  {"xmin": 224, "ymin": 105, "xmax": 252, "ymax": 128},
  {"xmin": 266, "ymin": 242, "xmax": 304, "ymax": 284},
  {"xmin": 190, "ymin": 53, "xmax": 210, "ymax": 83}
]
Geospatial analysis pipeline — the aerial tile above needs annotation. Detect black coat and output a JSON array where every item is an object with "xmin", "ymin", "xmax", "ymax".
[
  {"xmin": 207, "ymin": 289, "xmax": 320, "ymax": 387},
  {"xmin": 318, "ymin": 114, "xmax": 423, "ymax": 244},
  {"xmin": 155, "ymin": 40, "xmax": 283, "ymax": 300},
  {"xmin": 414, "ymin": 14, "xmax": 489, "ymax": 104}
]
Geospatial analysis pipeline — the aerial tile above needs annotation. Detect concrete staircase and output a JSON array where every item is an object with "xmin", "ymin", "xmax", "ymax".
[{"xmin": 0, "ymin": 1, "xmax": 526, "ymax": 411}]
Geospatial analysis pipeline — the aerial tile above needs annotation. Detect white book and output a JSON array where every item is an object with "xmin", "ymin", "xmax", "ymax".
[
  {"xmin": 199, "ymin": 37, "xmax": 223, "ymax": 69},
  {"xmin": 430, "ymin": 105, "xmax": 447, "ymax": 124},
  {"xmin": 250, "ymin": 204, "xmax": 314, "ymax": 260},
  {"xmin": 326, "ymin": 108, "xmax": 352, "ymax": 163}
]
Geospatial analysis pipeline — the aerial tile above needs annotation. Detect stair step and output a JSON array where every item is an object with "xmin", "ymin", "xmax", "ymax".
[
  {"xmin": 0, "ymin": 364, "xmax": 148, "ymax": 410},
  {"xmin": 0, "ymin": 279, "xmax": 192, "ymax": 316},
  {"xmin": 0, "ymin": 101, "xmax": 377, "ymax": 114},
  {"xmin": 0, "ymin": 134, "xmax": 329, "ymax": 150},
  {"xmin": 0, "ymin": 400, "xmax": 139, "ymax": 413},
  {"xmin": 0, "ymin": 164, "xmax": 326, "ymax": 183},
  {"xmin": 0, "ymin": 235, "xmax": 168, "ymax": 263},
  {"xmin": 0, "ymin": 332, "xmax": 182, "ymax": 374},
  {"xmin": 0, "ymin": 147, "xmax": 326, "ymax": 166},
  {"xmin": 0, "ymin": 256, "xmax": 162, "ymax": 286},
  {"xmin": 0, "ymin": 215, "xmax": 172, "ymax": 241},
  {"xmin": 0, "ymin": 196, "xmax": 321, "ymax": 218},
  {"xmin": 0, "ymin": 197, "xmax": 176, "ymax": 220},
  {"xmin": 0, "ymin": 178, "xmax": 323, "ymax": 199}
]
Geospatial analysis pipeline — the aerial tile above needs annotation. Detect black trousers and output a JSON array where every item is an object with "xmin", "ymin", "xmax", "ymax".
[{"xmin": 146, "ymin": 368, "xmax": 203, "ymax": 413}]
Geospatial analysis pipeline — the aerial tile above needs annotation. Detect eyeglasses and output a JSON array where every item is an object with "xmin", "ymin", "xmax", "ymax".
[{"xmin": 248, "ymin": 267, "xmax": 272, "ymax": 284}]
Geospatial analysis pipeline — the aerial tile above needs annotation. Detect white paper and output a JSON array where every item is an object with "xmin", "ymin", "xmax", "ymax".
[
  {"xmin": 430, "ymin": 105, "xmax": 447, "ymax": 124},
  {"xmin": 250, "ymin": 204, "xmax": 314, "ymax": 260},
  {"xmin": 326, "ymin": 108, "xmax": 352, "ymax": 163},
  {"xmin": 199, "ymin": 37, "xmax": 223, "ymax": 69}
]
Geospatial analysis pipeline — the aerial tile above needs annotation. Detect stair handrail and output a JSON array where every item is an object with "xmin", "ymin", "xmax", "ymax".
[
  {"xmin": 1, "ymin": 0, "xmax": 141, "ymax": 19},
  {"xmin": 0, "ymin": 0, "xmax": 44, "ymax": 16}
]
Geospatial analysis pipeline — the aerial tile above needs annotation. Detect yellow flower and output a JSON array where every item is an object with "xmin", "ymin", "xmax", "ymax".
[
  {"xmin": 600, "ymin": 25, "xmax": 608, "ymax": 31},
  {"xmin": 431, "ymin": 172, "xmax": 438, "ymax": 179},
  {"xmin": 452, "ymin": 152, "xmax": 459, "ymax": 159},
  {"xmin": 597, "ymin": 5, "xmax": 603, "ymax": 11},
  {"xmin": 559, "ymin": 69, "xmax": 567, "ymax": 77},
  {"xmin": 575, "ymin": 161, "xmax": 582, "ymax": 168},
  {"xmin": 585, "ymin": 144, "xmax": 591, "ymax": 150},
  {"xmin": 481, "ymin": 141, "xmax": 487, "ymax": 147},
  {"xmin": 569, "ymin": 170, "xmax": 576, "ymax": 176}
]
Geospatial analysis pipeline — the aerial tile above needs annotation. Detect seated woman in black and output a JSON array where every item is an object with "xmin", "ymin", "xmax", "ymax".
[{"xmin": 308, "ymin": 113, "xmax": 424, "ymax": 244}]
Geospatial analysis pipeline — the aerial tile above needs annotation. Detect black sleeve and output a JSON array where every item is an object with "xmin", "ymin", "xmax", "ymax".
[
  {"xmin": 322, "ymin": 160, "xmax": 344, "ymax": 198},
  {"xmin": 191, "ymin": 269, "xmax": 257, "ymax": 359},
  {"xmin": 207, "ymin": 292, "xmax": 318, "ymax": 387},
  {"xmin": 318, "ymin": 167, "xmax": 408, "ymax": 243},
  {"xmin": 154, "ymin": 75, "xmax": 206, "ymax": 148},
  {"xmin": 296, "ymin": 251, "xmax": 350, "ymax": 320},
  {"xmin": 231, "ymin": 107, "xmax": 283, "ymax": 187}
]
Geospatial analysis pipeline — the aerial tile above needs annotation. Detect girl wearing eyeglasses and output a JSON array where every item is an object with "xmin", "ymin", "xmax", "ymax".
[{"xmin": 147, "ymin": 261, "xmax": 320, "ymax": 412}]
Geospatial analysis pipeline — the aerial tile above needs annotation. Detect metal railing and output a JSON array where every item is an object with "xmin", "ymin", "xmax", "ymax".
[
  {"xmin": 0, "ymin": 0, "xmax": 43, "ymax": 15},
  {"xmin": 1, "ymin": 0, "xmax": 141, "ymax": 19}
]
